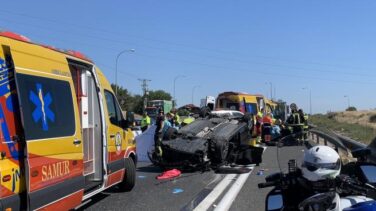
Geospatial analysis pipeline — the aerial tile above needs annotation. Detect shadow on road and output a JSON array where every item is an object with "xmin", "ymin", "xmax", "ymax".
[
  {"xmin": 76, "ymin": 193, "xmax": 110, "ymax": 211},
  {"xmin": 137, "ymin": 165, "xmax": 162, "ymax": 173}
]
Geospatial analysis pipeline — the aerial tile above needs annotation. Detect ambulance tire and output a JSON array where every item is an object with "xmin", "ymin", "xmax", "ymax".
[{"xmin": 119, "ymin": 158, "xmax": 136, "ymax": 192}]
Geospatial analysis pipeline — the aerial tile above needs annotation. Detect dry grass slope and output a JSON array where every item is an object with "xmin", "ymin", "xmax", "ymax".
[{"xmin": 310, "ymin": 110, "xmax": 376, "ymax": 145}]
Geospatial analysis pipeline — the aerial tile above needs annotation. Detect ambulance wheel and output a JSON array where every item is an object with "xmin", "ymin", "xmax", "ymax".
[{"xmin": 119, "ymin": 158, "xmax": 136, "ymax": 191}]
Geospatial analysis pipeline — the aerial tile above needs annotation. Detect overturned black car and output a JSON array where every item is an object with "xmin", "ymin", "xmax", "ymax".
[{"xmin": 149, "ymin": 110, "xmax": 264, "ymax": 171}]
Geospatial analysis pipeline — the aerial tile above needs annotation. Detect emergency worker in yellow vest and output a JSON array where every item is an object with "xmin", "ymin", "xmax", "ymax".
[
  {"xmin": 141, "ymin": 111, "xmax": 151, "ymax": 132},
  {"xmin": 286, "ymin": 103, "xmax": 304, "ymax": 144},
  {"xmin": 171, "ymin": 108, "xmax": 181, "ymax": 128}
]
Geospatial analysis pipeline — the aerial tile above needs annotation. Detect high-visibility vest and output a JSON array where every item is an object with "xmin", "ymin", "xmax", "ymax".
[
  {"xmin": 141, "ymin": 116, "xmax": 151, "ymax": 127},
  {"xmin": 303, "ymin": 114, "xmax": 309, "ymax": 128},
  {"xmin": 293, "ymin": 113, "xmax": 301, "ymax": 124},
  {"xmin": 174, "ymin": 114, "xmax": 180, "ymax": 124}
]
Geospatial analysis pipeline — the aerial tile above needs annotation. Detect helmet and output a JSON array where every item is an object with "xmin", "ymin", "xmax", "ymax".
[
  {"xmin": 290, "ymin": 103, "xmax": 297, "ymax": 111},
  {"xmin": 302, "ymin": 146, "xmax": 341, "ymax": 181}
]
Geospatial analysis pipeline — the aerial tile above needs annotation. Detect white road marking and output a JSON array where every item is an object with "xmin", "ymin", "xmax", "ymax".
[
  {"xmin": 193, "ymin": 174, "xmax": 237, "ymax": 211},
  {"xmin": 193, "ymin": 146, "xmax": 265, "ymax": 211},
  {"xmin": 193, "ymin": 166, "xmax": 254, "ymax": 211},
  {"xmin": 214, "ymin": 169, "xmax": 253, "ymax": 211}
]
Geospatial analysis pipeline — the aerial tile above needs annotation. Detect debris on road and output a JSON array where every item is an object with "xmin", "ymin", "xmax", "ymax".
[
  {"xmin": 157, "ymin": 169, "xmax": 182, "ymax": 180},
  {"xmin": 172, "ymin": 188, "xmax": 184, "ymax": 194},
  {"xmin": 256, "ymin": 170, "xmax": 264, "ymax": 176}
]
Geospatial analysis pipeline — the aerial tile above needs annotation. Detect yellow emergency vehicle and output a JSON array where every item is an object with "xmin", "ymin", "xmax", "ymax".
[
  {"xmin": 0, "ymin": 31, "xmax": 137, "ymax": 210},
  {"xmin": 215, "ymin": 92, "xmax": 275, "ymax": 115}
]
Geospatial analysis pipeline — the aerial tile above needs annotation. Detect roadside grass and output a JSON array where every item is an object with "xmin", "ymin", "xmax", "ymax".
[{"xmin": 310, "ymin": 114, "xmax": 376, "ymax": 145}]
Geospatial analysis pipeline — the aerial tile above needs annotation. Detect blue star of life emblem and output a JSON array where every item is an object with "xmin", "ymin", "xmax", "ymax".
[{"xmin": 29, "ymin": 83, "xmax": 55, "ymax": 131}]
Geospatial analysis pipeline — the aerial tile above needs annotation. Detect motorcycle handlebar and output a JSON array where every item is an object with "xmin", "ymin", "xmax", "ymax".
[
  {"xmin": 336, "ymin": 175, "xmax": 369, "ymax": 195},
  {"xmin": 258, "ymin": 181, "xmax": 278, "ymax": 188}
]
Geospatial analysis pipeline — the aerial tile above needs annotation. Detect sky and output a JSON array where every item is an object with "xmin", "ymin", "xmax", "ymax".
[{"xmin": 1, "ymin": 1, "xmax": 376, "ymax": 113}]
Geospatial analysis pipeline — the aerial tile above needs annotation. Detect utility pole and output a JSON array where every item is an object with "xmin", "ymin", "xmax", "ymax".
[
  {"xmin": 138, "ymin": 78, "xmax": 151, "ymax": 111},
  {"xmin": 344, "ymin": 95, "xmax": 350, "ymax": 109}
]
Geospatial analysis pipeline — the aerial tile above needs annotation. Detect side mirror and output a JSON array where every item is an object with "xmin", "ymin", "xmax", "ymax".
[
  {"xmin": 121, "ymin": 119, "xmax": 129, "ymax": 129},
  {"xmin": 266, "ymin": 189, "xmax": 283, "ymax": 211},
  {"xmin": 110, "ymin": 116, "xmax": 117, "ymax": 125},
  {"xmin": 126, "ymin": 111, "xmax": 135, "ymax": 126}
]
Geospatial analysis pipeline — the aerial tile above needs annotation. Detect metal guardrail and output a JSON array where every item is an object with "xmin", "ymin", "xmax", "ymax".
[
  {"xmin": 336, "ymin": 133, "xmax": 366, "ymax": 150},
  {"xmin": 307, "ymin": 128, "xmax": 354, "ymax": 163},
  {"xmin": 307, "ymin": 124, "xmax": 375, "ymax": 163}
]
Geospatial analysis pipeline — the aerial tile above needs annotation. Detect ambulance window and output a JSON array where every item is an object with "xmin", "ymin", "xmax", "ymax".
[
  {"xmin": 16, "ymin": 74, "xmax": 75, "ymax": 140},
  {"xmin": 104, "ymin": 90, "xmax": 122, "ymax": 126},
  {"xmin": 246, "ymin": 103, "xmax": 258, "ymax": 115}
]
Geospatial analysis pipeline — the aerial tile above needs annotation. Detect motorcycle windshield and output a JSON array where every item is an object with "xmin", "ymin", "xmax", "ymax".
[{"xmin": 276, "ymin": 131, "xmax": 306, "ymax": 174}]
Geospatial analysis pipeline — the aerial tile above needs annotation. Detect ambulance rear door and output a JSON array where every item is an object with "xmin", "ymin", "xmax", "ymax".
[{"xmin": 10, "ymin": 44, "xmax": 84, "ymax": 210}]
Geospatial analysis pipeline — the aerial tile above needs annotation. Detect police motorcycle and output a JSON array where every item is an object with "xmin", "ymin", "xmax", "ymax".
[{"xmin": 258, "ymin": 134, "xmax": 376, "ymax": 211}]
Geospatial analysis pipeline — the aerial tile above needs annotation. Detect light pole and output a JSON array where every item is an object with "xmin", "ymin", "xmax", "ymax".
[
  {"xmin": 173, "ymin": 75, "xmax": 186, "ymax": 108},
  {"xmin": 115, "ymin": 49, "xmax": 135, "ymax": 96},
  {"xmin": 265, "ymin": 82, "xmax": 273, "ymax": 99},
  {"xmin": 192, "ymin": 85, "xmax": 201, "ymax": 105},
  {"xmin": 302, "ymin": 87, "xmax": 312, "ymax": 115},
  {"xmin": 344, "ymin": 95, "xmax": 350, "ymax": 108}
]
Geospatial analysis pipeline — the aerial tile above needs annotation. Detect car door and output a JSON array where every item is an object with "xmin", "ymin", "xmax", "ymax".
[
  {"xmin": 12, "ymin": 50, "xmax": 84, "ymax": 209},
  {"xmin": 103, "ymin": 90, "xmax": 126, "ymax": 186}
]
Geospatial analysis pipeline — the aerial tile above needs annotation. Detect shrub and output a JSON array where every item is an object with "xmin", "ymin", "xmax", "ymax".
[
  {"xmin": 369, "ymin": 114, "xmax": 376, "ymax": 123},
  {"xmin": 346, "ymin": 106, "xmax": 357, "ymax": 111},
  {"xmin": 327, "ymin": 112, "xmax": 337, "ymax": 119}
]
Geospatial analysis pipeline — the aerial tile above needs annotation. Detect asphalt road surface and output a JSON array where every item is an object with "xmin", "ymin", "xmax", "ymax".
[{"xmin": 80, "ymin": 145, "xmax": 305, "ymax": 211}]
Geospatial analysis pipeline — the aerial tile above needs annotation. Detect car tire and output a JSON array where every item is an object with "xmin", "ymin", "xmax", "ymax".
[{"xmin": 119, "ymin": 158, "xmax": 136, "ymax": 192}]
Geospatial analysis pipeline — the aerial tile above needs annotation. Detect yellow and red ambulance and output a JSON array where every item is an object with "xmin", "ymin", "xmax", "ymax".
[{"xmin": 0, "ymin": 31, "xmax": 137, "ymax": 210}]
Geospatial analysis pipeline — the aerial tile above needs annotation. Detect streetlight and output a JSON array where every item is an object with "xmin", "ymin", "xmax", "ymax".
[
  {"xmin": 265, "ymin": 82, "xmax": 273, "ymax": 99},
  {"xmin": 115, "ymin": 49, "xmax": 135, "ymax": 96},
  {"xmin": 192, "ymin": 85, "xmax": 201, "ymax": 105},
  {"xmin": 302, "ymin": 87, "xmax": 312, "ymax": 115},
  {"xmin": 344, "ymin": 95, "xmax": 350, "ymax": 108},
  {"xmin": 173, "ymin": 75, "xmax": 186, "ymax": 108}
]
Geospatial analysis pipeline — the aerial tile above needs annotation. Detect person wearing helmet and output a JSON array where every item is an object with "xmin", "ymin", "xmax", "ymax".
[
  {"xmin": 282, "ymin": 146, "xmax": 342, "ymax": 208},
  {"xmin": 286, "ymin": 103, "xmax": 305, "ymax": 145},
  {"xmin": 290, "ymin": 103, "xmax": 297, "ymax": 112},
  {"xmin": 302, "ymin": 145, "xmax": 341, "ymax": 182}
]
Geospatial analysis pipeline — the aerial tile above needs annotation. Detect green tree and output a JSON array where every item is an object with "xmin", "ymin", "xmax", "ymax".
[
  {"xmin": 111, "ymin": 84, "xmax": 133, "ymax": 111},
  {"xmin": 110, "ymin": 85, "xmax": 172, "ymax": 114},
  {"xmin": 132, "ymin": 94, "xmax": 144, "ymax": 114},
  {"xmin": 132, "ymin": 90, "xmax": 172, "ymax": 114},
  {"xmin": 147, "ymin": 90, "xmax": 172, "ymax": 101}
]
